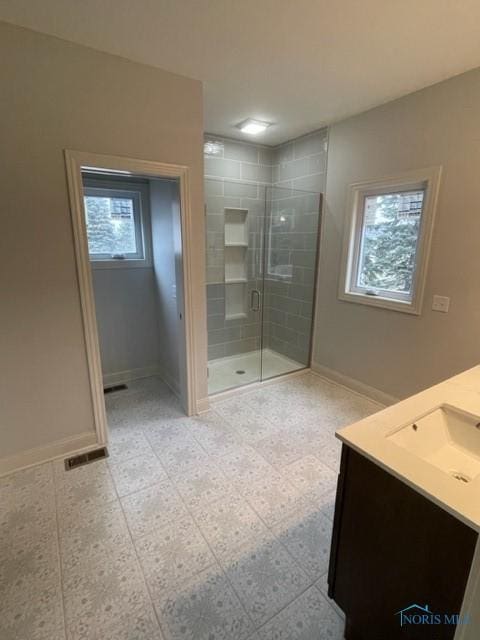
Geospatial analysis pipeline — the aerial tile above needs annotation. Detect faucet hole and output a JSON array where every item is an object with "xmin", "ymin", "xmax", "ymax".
[{"xmin": 449, "ymin": 470, "xmax": 471, "ymax": 483}]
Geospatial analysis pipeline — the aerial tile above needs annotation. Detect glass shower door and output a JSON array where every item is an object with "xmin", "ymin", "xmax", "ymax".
[
  {"xmin": 205, "ymin": 178, "xmax": 265, "ymax": 394},
  {"xmin": 260, "ymin": 186, "xmax": 322, "ymax": 381}
]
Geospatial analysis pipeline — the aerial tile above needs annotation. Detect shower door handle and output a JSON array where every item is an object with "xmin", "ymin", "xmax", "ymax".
[{"xmin": 250, "ymin": 289, "xmax": 261, "ymax": 312}]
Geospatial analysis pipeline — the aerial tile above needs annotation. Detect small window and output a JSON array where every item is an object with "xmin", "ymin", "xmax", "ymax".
[
  {"xmin": 84, "ymin": 188, "xmax": 144, "ymax": 261},
  {"xmin": 82, "ymin": 179, "xmax": 152, "ymax": 268},
  {"xmin": 339, "ymin": 168, "xmax": 441, "ymax": 314}
]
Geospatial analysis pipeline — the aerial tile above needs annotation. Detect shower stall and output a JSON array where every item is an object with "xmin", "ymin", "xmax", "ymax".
[{"xmin": 205, "ymin": 178, "xmax": 322, "ymax": 395}]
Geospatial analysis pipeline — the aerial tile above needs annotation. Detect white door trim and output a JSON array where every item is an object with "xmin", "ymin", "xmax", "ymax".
[{"xmin": 64, "ymin": 150, "xmax": 199, "ymax": 446}]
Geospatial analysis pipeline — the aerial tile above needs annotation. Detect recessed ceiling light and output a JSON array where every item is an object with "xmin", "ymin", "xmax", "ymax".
[{"xmin": 237, "ymin": 119, "xmax": 271, "ymax": 135}]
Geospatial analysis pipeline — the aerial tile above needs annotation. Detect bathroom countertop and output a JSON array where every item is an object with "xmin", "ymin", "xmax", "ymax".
[{"xmin": 336, "ymin": 365, "xmax": 480, "ymax": 533}]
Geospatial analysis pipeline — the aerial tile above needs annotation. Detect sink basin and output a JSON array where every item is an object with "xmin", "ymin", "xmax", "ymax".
[{"xmin": 387, "ymin": 404, "xmax": 480, "ymax": 482}]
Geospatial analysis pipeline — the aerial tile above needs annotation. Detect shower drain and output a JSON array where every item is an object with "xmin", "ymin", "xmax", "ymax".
[{"xmin": 236, "ymin": 370, "xmax": 246, "ymax": 375}]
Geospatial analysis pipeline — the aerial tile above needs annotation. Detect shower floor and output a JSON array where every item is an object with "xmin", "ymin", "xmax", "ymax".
[{"xmin": 208, "ymin": 348, "xmax": 305, "ymax": 395}]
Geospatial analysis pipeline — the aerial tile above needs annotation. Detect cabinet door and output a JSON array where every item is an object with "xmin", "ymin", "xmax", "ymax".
[{"xmin": 328, "ymin": 446, "xmax": 477, "ymax": 639}]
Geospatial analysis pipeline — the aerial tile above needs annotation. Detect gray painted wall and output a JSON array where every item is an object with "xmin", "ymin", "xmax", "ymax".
[
  {"xmin": 93, "ymin": 268, "xmax": 161, "ymax": 382},
  {"xmin": 150, "ymin": 179, "xmax": 184, "ymax": 396},
  {"xmin": 204, "ymin": 131, "xmax": 326, "ymax": 364},
  {"xmin": 0, "ymin": 22, "xmax": 205, "ymax": 465},
  {"xmin": 314, "ymin": 66, "xmax": 480, "ymax": 399}
]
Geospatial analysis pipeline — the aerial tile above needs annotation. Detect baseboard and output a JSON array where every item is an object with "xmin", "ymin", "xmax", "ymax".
[
  {"xmin": 196, "ymin": 397, "xmax": 210, "ymax": 414},
  {"xmin": 310, "ymin": 362, "xmax": 399, "ymax": 407},
  {"xmin": 157, "ymin": 367, "xmax": 181, "ymax": 400},
  {"xmin": 103, "ymin": 365, "xmax": 161, "ymax": 388},
  {"xmin": 0, "ymin": 431, "xmax": 99, "ymax": 478}
]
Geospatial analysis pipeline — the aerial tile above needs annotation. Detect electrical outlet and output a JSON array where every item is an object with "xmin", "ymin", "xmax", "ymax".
[{"xmin": 432, "ymin": 295, "xmax": 450, "ymax": 313}]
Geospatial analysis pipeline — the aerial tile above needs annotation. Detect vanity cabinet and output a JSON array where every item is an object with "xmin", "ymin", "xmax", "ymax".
[{"xmin": 328, "ymin": 445, "xmax": 478, "ymax": 639}]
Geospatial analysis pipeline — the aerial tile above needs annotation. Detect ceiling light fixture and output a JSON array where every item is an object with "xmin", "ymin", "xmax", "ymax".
[{"xmin": 237, "ymin": 119, "xmax": 271, "ymax": 135}]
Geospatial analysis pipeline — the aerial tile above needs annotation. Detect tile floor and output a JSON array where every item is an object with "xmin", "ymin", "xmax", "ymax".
[
  {"xmin": 1, "ymin": 372, "xmax": 381, "ymax": 640},
  {"xmin": 207, "ymin": 348, "xmax": 304, "ymax": 394}
]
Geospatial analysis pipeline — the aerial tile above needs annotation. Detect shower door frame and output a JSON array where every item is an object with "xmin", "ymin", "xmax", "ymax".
[
  {"xmin": 205, "ymin": 176, "xmax": 324, "ymax": 394},
  {"xmin": 258, "ymin": 187, "xmax": 323, "ymax": 383}
]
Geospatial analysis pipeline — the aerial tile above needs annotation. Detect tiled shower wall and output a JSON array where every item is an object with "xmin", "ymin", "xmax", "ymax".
[
  {"xmin": 205, "ymin": 137, "xmax": 273, "ymax": 360},
  {"xmin": 204, "ymin": 129, "xmax": 327, "ymax": 363},
  {"xmin": 263, "ymin": 188, "xmax": 322, "ymax": 365},
  {"xmin": 272, "ymin": 128, "xmax": 328, "ymax": 192},
  {"xmin": 264, "ymin": 129, "xmax": 327, "ymax": 364}
]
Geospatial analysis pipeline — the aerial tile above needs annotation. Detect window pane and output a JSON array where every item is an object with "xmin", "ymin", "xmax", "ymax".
[
  {"xmin": 357, "ymin": 190, "xmax": 424, "ymax": 296},
  {"xmin": 84, "ymin": 196, "xmax": 138, "ymax": 256}
]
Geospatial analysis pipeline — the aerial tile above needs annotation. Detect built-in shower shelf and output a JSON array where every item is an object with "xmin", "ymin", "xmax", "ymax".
[
  {"xmin": 224, "ymin": 207, "xmax": 249, "ymax": 319},
  {"xmin": 225, "ymin": 208, "xmax": 248, "ymax": 245}
]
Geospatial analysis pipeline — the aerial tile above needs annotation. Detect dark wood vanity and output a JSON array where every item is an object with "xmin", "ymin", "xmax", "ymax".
[{"xmin": 328, "ymin": 445, "xmax": 478, "ymax": 639}]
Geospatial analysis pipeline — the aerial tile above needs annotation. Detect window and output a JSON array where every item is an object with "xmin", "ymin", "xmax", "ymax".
[
  {"xmin": 82, "ymin": 180, "xmax": 151, "ymax": 268},
  {"xmin": 339, "ymin": 168, "xmax": 441, "ymax": 314}
]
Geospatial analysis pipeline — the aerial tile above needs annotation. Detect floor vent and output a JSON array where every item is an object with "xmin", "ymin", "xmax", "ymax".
[
  {"xmin": 104, "ymin": 384, "xmax": 128, "ymax": 394},
  {"xmin": 64, "ymin": 447, "xmax": 109, "ymax": 471}
]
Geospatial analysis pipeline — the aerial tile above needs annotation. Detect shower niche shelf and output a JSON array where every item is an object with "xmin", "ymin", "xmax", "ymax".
[
  {"xmin": 224, "ymin": 247, "xmax": 247, "ymax": 282},
  {"xmin": 224, "ymin": 207, "xmax": 248, "ymax": 320},
  {"xmin": 224, "ymin": 208, "xmax": 248, "ymax": 245},
  {"xmin": 225, "ymin": 283, "xmax": 247, "ymax": 321}
]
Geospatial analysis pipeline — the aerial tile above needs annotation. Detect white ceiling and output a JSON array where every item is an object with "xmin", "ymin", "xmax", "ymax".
[{"xmin": 2, "ymin": 0, "xmax": 480, "ymax": 145}]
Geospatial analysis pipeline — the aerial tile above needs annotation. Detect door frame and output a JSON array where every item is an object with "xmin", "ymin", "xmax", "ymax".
[{"xmin": 65, "ymin": 150, "xmax": 199, "ymax": 446}]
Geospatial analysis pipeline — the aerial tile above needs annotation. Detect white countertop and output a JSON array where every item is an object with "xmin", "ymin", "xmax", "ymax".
[{"xmin": 336, "ymin": 365, "xmax": 480, "ymax": 533}]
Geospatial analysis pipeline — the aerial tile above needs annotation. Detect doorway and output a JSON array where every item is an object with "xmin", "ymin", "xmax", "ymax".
[{"xmin": 65, "ymin": 151, "xmax": 199, "ymax": 447}]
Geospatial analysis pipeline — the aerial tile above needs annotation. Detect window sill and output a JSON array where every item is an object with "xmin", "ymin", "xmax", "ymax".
[
  {"xmin": 338, "ymin": 290, "xmax": 421, "ymax": 315},
  {"xmin": 90, "ymin": 259, "xmax": 152, "ymax": 270}
]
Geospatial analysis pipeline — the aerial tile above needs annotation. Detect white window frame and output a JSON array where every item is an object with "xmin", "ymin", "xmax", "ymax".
[
  {"xmin": 82, "ymin": 178, "xmax": 152, "ymax": 269},
  {"xmin": 338, "ymin": 167, "xmax": 442, "ymax": 315}
]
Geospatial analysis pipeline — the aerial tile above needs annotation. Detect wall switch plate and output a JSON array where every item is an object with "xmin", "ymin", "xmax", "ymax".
[{"xmin": 432, "ymin": 295, "xmax": 450, "ymax": 313}]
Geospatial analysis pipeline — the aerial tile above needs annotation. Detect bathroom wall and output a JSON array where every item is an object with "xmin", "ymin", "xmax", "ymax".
[
  {"xmin": 93, "ymin": 268, "xmax": 161, "ymax": 384},
  {"xmin": 272, "ymin": 129, "xmax": 328, "ymax": 192},
  {"xmin": 0, "ymin": 21, "xmax": 205, "ymax": 471},
  {"xmin": 150, "ymin": 179, "xmax": 184, "ymax": 397},
  {"xmin": 263, "ymin": 130, "xmax": 327, "ymax": 364},
  {"xmin": 204, "ymin": 136, "xmax": 273, "ymax": 360},
  {"xmin": 314, "ymin": 66, "xmax": 480, "ymax": 400}
]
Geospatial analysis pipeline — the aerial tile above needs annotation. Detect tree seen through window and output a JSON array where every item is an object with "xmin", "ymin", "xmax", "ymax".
[{"xmin": 357, "ymin": 190, "xmax": 424, "ymax": 295}]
